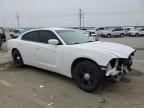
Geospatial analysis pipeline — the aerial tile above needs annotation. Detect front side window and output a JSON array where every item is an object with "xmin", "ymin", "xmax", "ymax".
[
  {"xmin": 112, "ymin": 29, "xmax": 117, "ymax": 31},
  {"xmin": 56, "ymin": 30, "xmax": 92, "ymax": 45},
  {"xmin": 37, "ymin": 31, "xmax": 57, "ymax": 44},
  {"xmin": 96, "ymin": 28, "xmax": 105, "ymax": 31},
  {"xmin": 22, "ymin": 31, "xmax": 38, "ymax": 42}
]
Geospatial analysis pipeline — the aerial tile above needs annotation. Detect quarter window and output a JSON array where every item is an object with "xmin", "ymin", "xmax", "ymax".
[{"xmin": 22, "ymin": 31, "xmax": 38, "ymax": 42}]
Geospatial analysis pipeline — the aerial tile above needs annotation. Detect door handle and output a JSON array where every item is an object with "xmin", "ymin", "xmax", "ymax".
[{"xmin": 18, "ymin": 44, "xmax": 22, "ymax": 46}]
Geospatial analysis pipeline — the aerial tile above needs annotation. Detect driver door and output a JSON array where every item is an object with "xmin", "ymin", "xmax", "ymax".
[{"xmin": 35, "ymin": 30, "xmax": 63, "ymax": 73}]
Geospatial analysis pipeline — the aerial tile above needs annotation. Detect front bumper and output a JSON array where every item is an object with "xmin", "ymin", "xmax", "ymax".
[{"xmin": 101, "ymin": 51, "xmax": 135, "ymax": 81}]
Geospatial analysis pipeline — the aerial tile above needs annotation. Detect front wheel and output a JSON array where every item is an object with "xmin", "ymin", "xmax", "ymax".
[
  {"xmin": 12, "ymin": 50, "xmax": 24, "ymax": 67},
  {"xmin": 135, "ymin": 33, "xmax": 139, "ymax": 37},
  {"xmin": 107, "ymin": 34, "xmax": 111, "ymax": 38},
  {"xmin": 73, "ymin": 61, "xmax": 104, "ymax": 92}
]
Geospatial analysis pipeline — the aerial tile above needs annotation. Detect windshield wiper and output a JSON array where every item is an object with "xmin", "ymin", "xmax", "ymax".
[
  {"xmin": 73, "ymin": 42, "xmax": 80, "ymax": 44},
  {"xmin": 82, "ymin": 40, "xmax": 95, "ymax": 43},
  {"xmin": 88, "ymin": 40, "xmax": 95, "ymax": 42}
]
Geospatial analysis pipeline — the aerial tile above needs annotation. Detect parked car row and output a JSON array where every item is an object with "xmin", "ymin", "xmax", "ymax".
[
  {"xmin": 9, "ymin": 27, "xmax": 144, "ymax": 39},
  {"xmin": 97, "ymin": 27, "xmax": 125, "ymax": 38},
  {"xmin": 86, "ymin": 27, "xmax": 144, "ymax": 38}
]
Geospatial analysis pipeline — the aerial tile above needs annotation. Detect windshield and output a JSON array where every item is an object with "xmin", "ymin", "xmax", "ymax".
[{"xmin": 56, "ymin": 30, "xmax": 93, "ymax": 45}]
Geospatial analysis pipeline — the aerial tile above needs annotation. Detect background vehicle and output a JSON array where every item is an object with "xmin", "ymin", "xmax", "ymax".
[
  {"xmin": 78, "ymin": 29, "xmax": 98, "ymax": 41},
  {"xmin": 101, "ymin": 27, "xmax": 125, "ymax": 38},
  {"xmin": 78, "ymin": 29, "xmax": 89, "ymax": 36},
  {"xmin": 110, "ymin": 27, "xmax": 125, "ymax": 37},
  {"xmin": 127, "ymin": 28, "xmax": 144, "ymax": 37},
  {"xmin": 95, "ymin": 27, "xmax": 107, "ymax": 37},
  {"xmin": 0, "ymin": 27, "xmax": 6, "ymax": 42},
  {"xmin": 10, "ymin": 28, "xmax": 29, "ymax": 38},
  {"xmin": 7, "ymin": 28, "xmax": 135, "ymax": 92}
]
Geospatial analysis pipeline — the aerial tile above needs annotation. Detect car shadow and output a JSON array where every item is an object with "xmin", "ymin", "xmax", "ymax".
[{"xmin": 0, "ymin": 61, "xmax": 143, "ymax": 94}]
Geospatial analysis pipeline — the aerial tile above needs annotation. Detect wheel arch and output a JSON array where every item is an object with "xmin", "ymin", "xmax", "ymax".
[
  {"xmin": 120, "ymin": 33, "xmax": 124, "ymax": 35},
  {"xmin": 135, "ymin": 33, "xmax": 139, "ymax": 35},
  {"xmin": 12, "ymin": 48, "xmax": 19, "ymax": 54},
  {"xmin": 71, "ymin": 57, "xmax": 100, "ymax": 78},
  {"xmin": 107, "ymin": 33, "xmax": 111, "ymax": 35}
]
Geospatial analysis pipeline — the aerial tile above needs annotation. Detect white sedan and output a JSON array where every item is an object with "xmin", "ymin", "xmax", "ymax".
[{"xmin": 7, "ymin": 28, "xmax": 135, "ymax": 92}]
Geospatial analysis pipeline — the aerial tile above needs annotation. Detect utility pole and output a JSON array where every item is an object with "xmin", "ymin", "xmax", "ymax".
[
  {"xmin": 79, "ymin": 9, "xmax": 82, "ymax": 29},
  {"xmin": 16, "ymin": 12, "xmax": 20, "ymax": 28},
  {"xmin": 29, "ymin": 16, "xmax": 32, "ymax": 28},
  {"xmin": 79, "ymin": 9, "xmax": 84, "ymax": 29},
  {"xmin": 82, "ymin": 12, "xmax": 84, "ymax": 28}
]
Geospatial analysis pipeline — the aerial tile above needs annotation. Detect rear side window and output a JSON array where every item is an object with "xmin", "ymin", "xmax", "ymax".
[
  {"xmin": 37, "ymin": 31, "xmax": 57, "ymax": 44},
  {"xmin": 113, "ymin": 28, "xmax": 123, "ymax": 31},
  {"xmin": 22, "ymin": 31, "xmax": 38, "ymax": 42},
  {"xmin": 96, "ymin": 28, "xmax": 105, "ymax": 31}
]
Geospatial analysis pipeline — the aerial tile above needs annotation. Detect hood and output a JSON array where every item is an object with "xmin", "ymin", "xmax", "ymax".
[{"xmin": 74, "ymin": 41, "xmax": 135, "ymax": 58}]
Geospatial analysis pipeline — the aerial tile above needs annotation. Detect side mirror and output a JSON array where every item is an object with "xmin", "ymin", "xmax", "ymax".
[{"xmin": 48, "ymin": 39, "xmax": 59, "ymax": 45}]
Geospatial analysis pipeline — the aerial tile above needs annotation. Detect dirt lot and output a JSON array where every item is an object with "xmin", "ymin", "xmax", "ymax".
[{"xmin": 0, "ymin": 33, "xmax": 144, "ymax": 108}]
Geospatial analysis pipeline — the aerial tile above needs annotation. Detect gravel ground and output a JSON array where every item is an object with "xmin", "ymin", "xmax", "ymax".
[{"xmin": 0, "ymin": 33, "xmax": 144, "ymax": 108}]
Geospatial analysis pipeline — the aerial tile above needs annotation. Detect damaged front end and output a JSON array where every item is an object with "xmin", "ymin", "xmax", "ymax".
[{"xmin": 104, "ymin": 52, "xmax": 135, "ymax": 82}]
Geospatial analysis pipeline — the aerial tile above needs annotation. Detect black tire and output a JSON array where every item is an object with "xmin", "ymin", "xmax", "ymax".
[
  {"xmin": 12, "ymin": 50, "xmax": 24, "ymax": 67},
  {"xmin": 135, "ymin": 33, "xmax": 139, "ymax": 37},
  {"xmin": 10, "ymin": 34, "xmax": 13, "ymax": 38},
  {"xmin": 107, "ymin": 34, "xmax": 111, "ymax": 38},
  {"xmin": 120, "ymin": 33, "xmax": 124, "ymax": 37},
  {"xmin": 73, "ymin": 61, "xmax": 104, "ymax": 92}
]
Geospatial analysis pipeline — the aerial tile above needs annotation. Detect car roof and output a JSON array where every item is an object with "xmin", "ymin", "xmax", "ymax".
[{"xmin": 31, "ymin": 27, "xmax": 73, "ymax": 31}]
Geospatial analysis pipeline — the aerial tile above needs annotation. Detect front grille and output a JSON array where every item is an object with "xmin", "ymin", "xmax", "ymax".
[{"xmin": 109, "ymin": 58, "xmax": 129, "ymax": 70}]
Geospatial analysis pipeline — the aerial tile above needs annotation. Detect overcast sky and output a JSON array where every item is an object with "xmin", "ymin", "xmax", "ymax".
[{"xmin": 0, "ymin": 0, "xmax": 144, "ymax": 28}]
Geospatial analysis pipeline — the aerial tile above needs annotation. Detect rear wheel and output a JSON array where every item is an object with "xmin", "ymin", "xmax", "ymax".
[
  {"xmin": 12, "ymin": 50, "xmax": 24, "ymax": 67},
  {"xmin": 135, "ymin": 33, "xmax": 139, "ymax": 37},
  {"xmin": 107, "ymin": 34, "xmax": 111, "ymax": 38},
  {"xmin": 73, "ymin": 61, "xmax": 104, "ymax": 92}
]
